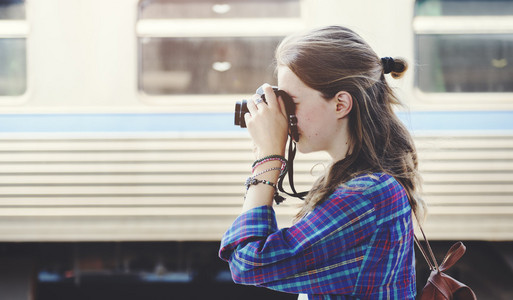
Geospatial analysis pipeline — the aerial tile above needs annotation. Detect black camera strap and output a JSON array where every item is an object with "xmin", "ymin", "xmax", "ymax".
[{"xmin": 275, "ymin": 137, "xmax": 309, "ymax": 204}]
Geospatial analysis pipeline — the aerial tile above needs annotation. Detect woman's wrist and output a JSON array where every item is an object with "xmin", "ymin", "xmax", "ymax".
[
  {"xmin": 257, "ymin": 150, "xmax": 286, "ymax": 160},
  {"xmin": 242, "ymin": 155, "xmax": 287, "ymax": 211}
]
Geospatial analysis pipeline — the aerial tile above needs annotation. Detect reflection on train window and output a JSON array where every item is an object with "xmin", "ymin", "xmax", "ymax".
[
  {"xmin": 140, "ymin": 37, "xmax": 281, "ymax": 95},
  {"xmin": 415, "ymin": 0, "xmax": 513, "ymax": 16},
  {"xmin": 0, "ymin": 39, "xmax": 26, "ymax": 95},
  {"xmin": 0, "ymin": 0, "xmax": 25, "ymax": 19},
  {"xmin": 417, "ymin": 34, "xmax": 513, "ymax": 93},
  {"xmin": 139, "ymin": 0, "xmax": 300, "ymax": 19}
]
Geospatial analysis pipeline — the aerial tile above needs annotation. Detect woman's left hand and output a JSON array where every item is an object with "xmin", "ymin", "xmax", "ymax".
[{"xmin": 244, "ymin": 84, "xmax": 289, "ymax": 159}]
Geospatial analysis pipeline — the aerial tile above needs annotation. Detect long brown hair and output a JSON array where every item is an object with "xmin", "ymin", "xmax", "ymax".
[{"xmin": 275, "ymin": 25, "xmax": 427, "ymax": 222}]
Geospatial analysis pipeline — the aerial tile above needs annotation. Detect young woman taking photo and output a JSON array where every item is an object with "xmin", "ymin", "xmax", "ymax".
[{"xmin": 219, "ymin": 25, "xmax": 426, "ymax": 300}]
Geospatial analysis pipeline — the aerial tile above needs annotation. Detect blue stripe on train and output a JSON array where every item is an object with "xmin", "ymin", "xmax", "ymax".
[{"xmin": 0, "ymin": 111, "xmax": 511, "ymax": 132}]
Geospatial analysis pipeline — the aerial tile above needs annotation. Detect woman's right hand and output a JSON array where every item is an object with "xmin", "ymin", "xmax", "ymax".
[{"xmin": 244, "ymin": 84, "xmax": 289, "ymax": 159}]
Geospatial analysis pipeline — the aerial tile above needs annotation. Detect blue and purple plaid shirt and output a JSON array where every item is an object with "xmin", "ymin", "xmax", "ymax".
[{"xmin": 219, "ymin": 173, "xmax": 416, "ymax": 299}]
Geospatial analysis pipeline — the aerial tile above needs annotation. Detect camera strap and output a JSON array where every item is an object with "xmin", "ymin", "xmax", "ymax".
[{"xmin": 276, "ymin": 138, "xmax": 309, "ymax": 203}]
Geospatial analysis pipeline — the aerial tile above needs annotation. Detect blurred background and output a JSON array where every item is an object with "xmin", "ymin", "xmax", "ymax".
[{"xmin": 0, "ymin": 0, "xmax": 512, "ymax": 299}]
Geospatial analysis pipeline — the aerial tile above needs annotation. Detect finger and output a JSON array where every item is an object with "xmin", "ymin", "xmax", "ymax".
[
  {"xmin": 246, "ymin": 97, "xmax": 258, "ymax": 115},
  {"xmin": 262, "ymin": 83, "xmax": 278, "ymax": 109},
  {"xmin": 277, "ymin": 93, "xmax": 288, "ymax": 118},
  {"xmin": 244, "ymin": 112, "xmax": 251, "ymax": 126},
  {"xmin": 267, "ymin": 86, "xmax": 287, "ymax": 118},
  {"xmin": 253, "ymin": 97, "xmax": 265, "ymax": 106}
]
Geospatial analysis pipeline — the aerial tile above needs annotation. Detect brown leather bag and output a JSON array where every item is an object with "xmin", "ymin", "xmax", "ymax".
[{"xmin": 414, "ymin": 222, "xmax": 477, "ymax": 300}]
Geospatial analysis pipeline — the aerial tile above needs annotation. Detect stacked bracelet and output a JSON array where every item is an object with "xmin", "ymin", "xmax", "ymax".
[
  {"xmin": 245, "ymin": 155, "xmax": 288, "ymax": 205},
  {"xmin": 252, "ymin": 155, "xmax": 287, "ymax": 177}
]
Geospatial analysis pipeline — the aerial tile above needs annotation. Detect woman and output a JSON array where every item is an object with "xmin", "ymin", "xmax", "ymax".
[{"xmin": 219, "ymin": 25, "xmax": 426, "ymax": 300}]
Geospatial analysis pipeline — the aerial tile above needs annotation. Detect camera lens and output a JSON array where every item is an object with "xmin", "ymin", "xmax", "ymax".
[
  {"xmin": 240, "ymin": 100, "xmax": 248, "ymax": 128},
  {"xmin": 233, "ymin": 99, "xmax": 248, "ymax": 128},
  {"xmin": 234, "ymin": 102, "xmax": 241, "ymax": 126}
]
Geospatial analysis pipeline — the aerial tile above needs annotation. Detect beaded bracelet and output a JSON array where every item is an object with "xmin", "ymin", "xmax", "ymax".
[
  {"xmin": 252, "ymin": 155, "xmax": 287, "ymax": 168},
  {"xmin": 252, "ymin": 166, "xmax": 281, "ymax": 178},
  {"xmin": 244, "ymin": 177, "xmax": 277, "ymax": 191},
  {"xmin": 244, "ymin": 176, "xmax": 286, "ymax": 205},
  {"xmin": 252, "ymin": 155, "xmax": 287, "ymax": 177},
  {"xmin": 253, "ymin": 160, "xmax": 287, "ymax": 176}
]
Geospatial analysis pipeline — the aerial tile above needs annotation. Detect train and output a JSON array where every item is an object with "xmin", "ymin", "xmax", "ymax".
[{"xmin": 0, "ymin": 0, "xmax": 512, "ymax": 299}]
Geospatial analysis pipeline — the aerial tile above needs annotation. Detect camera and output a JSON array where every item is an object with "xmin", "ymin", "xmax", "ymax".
[{"xmin": 234, "ymin": 85, "xmax": 299, "ymax": 141}]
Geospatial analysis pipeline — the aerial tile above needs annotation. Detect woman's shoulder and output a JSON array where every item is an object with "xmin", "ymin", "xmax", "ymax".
[
  {"xmin": 327, "ymin": 173, "xmax": 398, "ymax": 205},
  {"xmin": 334, "ymin": 173, "xmax": 410, "ymax": 220},
  {"xmin": 339, "ymin": 172, "xmax": 398, "ymax": 192}
]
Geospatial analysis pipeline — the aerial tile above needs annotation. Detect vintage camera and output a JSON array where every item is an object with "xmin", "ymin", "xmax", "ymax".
[{"xmin": 234, "ymin": 85, "xmax": 299, "ymax": 141}]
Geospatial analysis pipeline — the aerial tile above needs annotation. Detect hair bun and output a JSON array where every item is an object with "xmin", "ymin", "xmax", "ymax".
[{"xmin": 381, "ymin": 57, "xmax": 408, "ymax": 79}]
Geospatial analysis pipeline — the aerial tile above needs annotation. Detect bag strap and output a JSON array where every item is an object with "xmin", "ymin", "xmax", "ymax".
[
  {"xmin": 412, "ymin": 212, "xmax": 439, "ymax": 271},
  {"xmin": 397, "ymin": 180, "xmax": 440, "ymax": 272},
  {"xmin": 439, "ymin": 241, "xmax": 466, "ymax": 272}
]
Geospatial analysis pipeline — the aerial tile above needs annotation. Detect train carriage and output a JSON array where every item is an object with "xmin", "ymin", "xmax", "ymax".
[{"xmin": 0, "ymin": 0, "xmax": 512, "ymax": 299}]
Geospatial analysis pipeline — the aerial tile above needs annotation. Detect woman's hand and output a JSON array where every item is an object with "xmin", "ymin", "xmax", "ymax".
[
  {"xmin": 244, "ymin": 84, "xmax": 289, "ymax": 159},
  {"xmin": 241, "ymin": 84, "xmax": 288, "ymax": 212}
]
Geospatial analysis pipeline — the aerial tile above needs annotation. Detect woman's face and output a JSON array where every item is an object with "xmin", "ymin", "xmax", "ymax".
[{"xmin": 277, "ymin": 67, "xmax": 344, "ymax": 156}]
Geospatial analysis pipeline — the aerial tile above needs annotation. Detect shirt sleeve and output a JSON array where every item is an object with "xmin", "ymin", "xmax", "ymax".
[{"xmin": 218, "ymin": 188, "xmax": 378, "ymax": 295}]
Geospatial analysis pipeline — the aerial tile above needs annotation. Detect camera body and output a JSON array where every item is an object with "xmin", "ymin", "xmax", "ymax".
[{"xmin": 234, "ymin": 85, "xmax": 299, "ymax": 141}]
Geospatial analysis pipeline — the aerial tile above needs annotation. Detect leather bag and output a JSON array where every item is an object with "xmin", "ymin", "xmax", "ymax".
[{"xmin": 414, "ymin": 218, "xmax": 477, "ymax": 300}]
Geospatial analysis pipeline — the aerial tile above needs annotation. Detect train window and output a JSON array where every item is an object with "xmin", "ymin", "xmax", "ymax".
[
  {"xmin": 139, "ymin": 0, "xmax": 300, "ymax": 19},
  {"xmin": 417, "ymin": 34, "xmax": 513, "ymax": 93},
  {"xmin": 140, "ymin": 37, "xmax": 281, "ymax": 95},
  {"xmin": 415, "ymin": 0, "xmax": 513, "ymax": 16},
  {"xmin": 137, "ymin": 0, "xmax": 302, "ymax": 97},
  {"xmin": 0, "ymin": 0, "xmax": 25, "ymax": 19},
  {"xmin": 0, "ymin": 0, "xmax": 27, "ymax": 96},
  {"xmin": 414, "ymin": 0, "xmax": 513, "ymax": 94}
]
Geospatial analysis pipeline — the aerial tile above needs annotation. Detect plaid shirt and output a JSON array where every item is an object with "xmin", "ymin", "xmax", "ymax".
[{"xmin": 219, "ymin": 173, "xmax": 416, "ymax": 299}]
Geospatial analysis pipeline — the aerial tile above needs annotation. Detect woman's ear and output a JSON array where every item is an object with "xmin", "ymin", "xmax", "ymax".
[{"xmin": 334, "ymin": 91, "xmax": 352, "ymax": 119}]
